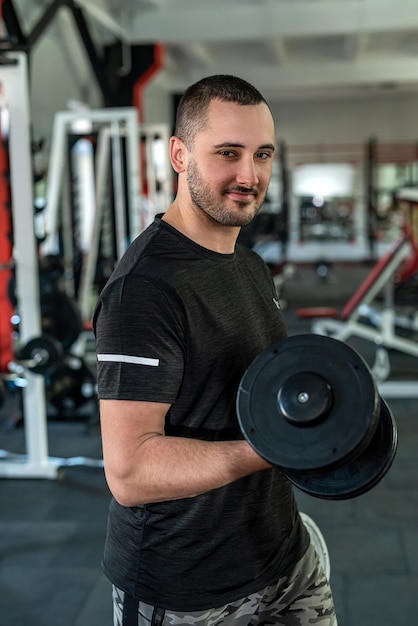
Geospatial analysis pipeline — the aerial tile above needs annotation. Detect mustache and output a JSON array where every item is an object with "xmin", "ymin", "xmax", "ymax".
[{"xmin": 224, "ymin": 185, "xmax": 257, "ymax": 195}]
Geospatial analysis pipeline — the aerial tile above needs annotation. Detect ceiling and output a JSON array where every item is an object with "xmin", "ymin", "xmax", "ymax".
[{"xmin": 72, "ymin": 0, "xmax": 418, "ymax": 104}]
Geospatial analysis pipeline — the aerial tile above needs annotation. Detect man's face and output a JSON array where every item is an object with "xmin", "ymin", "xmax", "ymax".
[{"xmin": 185, "ymin": 99, "xmax": 275, "ymax": 228}]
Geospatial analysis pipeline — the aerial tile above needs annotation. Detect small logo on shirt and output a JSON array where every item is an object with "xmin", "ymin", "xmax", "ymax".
[{"xmin": 273, "ymin": 297, "xmax": 281, "ymax": 310}]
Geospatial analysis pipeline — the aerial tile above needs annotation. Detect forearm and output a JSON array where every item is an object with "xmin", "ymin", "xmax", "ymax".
[{"xmin": 104, "ymin": 434, "xmax": 271, "ymax": 507}]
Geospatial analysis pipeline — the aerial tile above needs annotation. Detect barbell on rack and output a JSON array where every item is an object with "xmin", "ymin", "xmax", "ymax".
[
  {"xmin": 236, "ymin": 334, "xmax": 398, "ymax": 500},
  {"xmin": 15, "ymin": 333, "xmax": 64, "ymax": 375},
  {"xmin": 11, "ymin": 333, "xmax": 97, "ymax": 418}
]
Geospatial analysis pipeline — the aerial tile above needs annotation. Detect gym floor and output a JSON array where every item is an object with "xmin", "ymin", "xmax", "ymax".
[{"xmin": 0, "ymin": 262, "xmax": 417, "ymax": 626}]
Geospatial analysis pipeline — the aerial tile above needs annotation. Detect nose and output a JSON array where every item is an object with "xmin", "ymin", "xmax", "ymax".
[{"xmin": 236, "ymin": 155, "xmax": 259, "ymax": 188}]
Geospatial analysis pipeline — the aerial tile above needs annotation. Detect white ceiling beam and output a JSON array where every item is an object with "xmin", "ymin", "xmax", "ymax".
[
  {"xmin": 126, "ymin": 0, "xmax": 418, "ymax": 43},
  {"xmin": 162, "ymin": 55, "xmax": 418, "ymax": 93}
]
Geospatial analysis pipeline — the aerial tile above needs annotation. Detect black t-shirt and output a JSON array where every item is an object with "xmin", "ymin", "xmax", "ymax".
[{"xmin": 93, "ymin": 216, "xmax": 309, "ymax": 611}]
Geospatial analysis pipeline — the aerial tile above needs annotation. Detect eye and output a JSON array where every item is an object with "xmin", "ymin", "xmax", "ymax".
[
  {"xmin": 256, "ymin": 151, "xmax": 273, "ymax": 160},
  {"xmin": 219, "ymin": 150, "xmax": 236, "ymax": 157}
]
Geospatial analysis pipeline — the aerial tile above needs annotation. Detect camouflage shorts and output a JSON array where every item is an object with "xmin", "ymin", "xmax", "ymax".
[{"xmin": 112, "ymin": 542, "xmax": 337, "ymax": 626}]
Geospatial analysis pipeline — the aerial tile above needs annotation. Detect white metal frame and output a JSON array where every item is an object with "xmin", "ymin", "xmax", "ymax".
[
  {"xmin": 77, "ymin": 122, "xmax": 171, "ymax": 323},
  {"xmin": 40, "ymin": 113, "xmax": 172, "ymax": 325},
  {"xmin": 0, "ymin": 53, "xmax": 56, "ymax": 478},
  {"xmin": 139, "ymin": 123, "xmax": 172, "ymax": 230},
  {"xmin": 0, "ymin": 54, "xmax": 104, "ymax": 478},
  {"xmin": 76, "ymin": 125, "xmax": 113, "ymax": 323},
  {"xmin": 40, "ymin": 107, "xmax": 142, "ymax": 259}
]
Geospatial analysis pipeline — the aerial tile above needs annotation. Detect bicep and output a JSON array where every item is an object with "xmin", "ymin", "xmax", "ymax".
[{"xmin": 100, "ymin": 398, "xmax": 171, "ymax": 486}]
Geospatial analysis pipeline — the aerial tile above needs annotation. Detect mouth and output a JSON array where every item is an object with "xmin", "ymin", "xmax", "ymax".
[{"xmin": 225, "ymin": 187, "xmax": 257, "ymax": 203}]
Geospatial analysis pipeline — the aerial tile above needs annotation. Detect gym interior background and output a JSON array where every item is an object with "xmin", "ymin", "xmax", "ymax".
[{"xmin": 0, "ymin": 1, "xmax": 417, "ymax": 624}]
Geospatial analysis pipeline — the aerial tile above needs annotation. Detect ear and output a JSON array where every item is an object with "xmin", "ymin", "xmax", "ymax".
[{"xmin": 169, "ymin": 136, "xmax": 187, "ymax": 173}]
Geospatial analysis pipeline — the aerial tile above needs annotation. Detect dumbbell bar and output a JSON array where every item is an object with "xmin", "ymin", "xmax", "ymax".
[{"xmin": 237, "ymin": 334, "xmax": 397, "ymax": 500}]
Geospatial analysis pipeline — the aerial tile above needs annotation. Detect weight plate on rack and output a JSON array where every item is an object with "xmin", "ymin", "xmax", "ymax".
[{"xmin": 19, "ymin": 333, "xmax": 63, "ymax": 376}]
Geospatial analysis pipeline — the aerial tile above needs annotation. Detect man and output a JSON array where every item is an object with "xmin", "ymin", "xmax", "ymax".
[{"xmin": 93, "ymin": 74, "xmax": 337, "ymax": 626}]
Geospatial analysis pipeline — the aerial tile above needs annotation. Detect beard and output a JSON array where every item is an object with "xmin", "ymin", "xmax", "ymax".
[{"xmin": 186, "ymin": 158, "xmax": 265, "ymax": 227}]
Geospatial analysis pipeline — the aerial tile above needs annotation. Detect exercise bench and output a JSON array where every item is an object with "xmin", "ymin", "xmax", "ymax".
[{"xmin": 295, "ymin": 236, "xmax": 418, "ymax": 398}]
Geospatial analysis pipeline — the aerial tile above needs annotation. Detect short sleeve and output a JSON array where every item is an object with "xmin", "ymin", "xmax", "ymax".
[{"xmin": 93, "ymin": 274, "xmax": 186, "ymax": 402}]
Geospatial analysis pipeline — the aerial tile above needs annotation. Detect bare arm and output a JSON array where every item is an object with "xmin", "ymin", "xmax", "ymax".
[{"xmin": 100, "ymin": 398, "xmax": 271, "ymax": 507}]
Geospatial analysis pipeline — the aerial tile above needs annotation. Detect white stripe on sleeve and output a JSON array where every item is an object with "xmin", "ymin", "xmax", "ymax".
[{"xmin": 97, "ymin": 353, "xmax": 159, "ymax": 367}]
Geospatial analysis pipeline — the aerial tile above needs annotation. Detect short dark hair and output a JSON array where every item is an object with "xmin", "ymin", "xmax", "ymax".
[{"xmin": 174, "ymin": 74, "xmax": 270, "ymax": 147}]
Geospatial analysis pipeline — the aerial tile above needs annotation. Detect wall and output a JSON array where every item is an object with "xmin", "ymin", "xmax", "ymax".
[
  {"xmin": 143, "ymin": 73, "xmax": 173, "ymax": 128},
  {"xmin": 262, "ymin": 92, "xmax": 418, "ymax": 261},
  {"xmin": 271, "ymin": 92, "xmax": 418, "ymax": 145}
]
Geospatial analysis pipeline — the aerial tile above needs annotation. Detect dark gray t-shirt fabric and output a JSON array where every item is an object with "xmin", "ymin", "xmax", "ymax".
[{"xmin": 93, "ymin": 215, "xmax": 309, "ymax": 611}]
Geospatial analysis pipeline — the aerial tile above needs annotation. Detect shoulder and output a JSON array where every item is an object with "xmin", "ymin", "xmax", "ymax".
[{"xmin": 236, "ymin": 242, "xmax": 271, "ymax": 273}]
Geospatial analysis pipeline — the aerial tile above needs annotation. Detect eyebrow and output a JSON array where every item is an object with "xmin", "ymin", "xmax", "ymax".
[{"xmin": 214, "ymin": 142, "xmax": 275, "ymax": 152}]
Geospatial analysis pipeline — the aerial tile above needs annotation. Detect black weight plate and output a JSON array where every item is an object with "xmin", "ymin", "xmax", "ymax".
[
  {"xmin": 47, "ymin": 358, "xmax": 97, "ymax": 415},
  {"xmin": 237, "ymin": 334, "xmax": 380, "ymax": 472},
  {"xmin": 41, "ymin": 290, "xmax": 83, "ymax": 350},
  {"xmin": 20, "ymin": 333, "xmax": 63, "ymax": 376},
  {"xmin": 286, "ymin": 397, "xmax": 398, "ymax": 500}
]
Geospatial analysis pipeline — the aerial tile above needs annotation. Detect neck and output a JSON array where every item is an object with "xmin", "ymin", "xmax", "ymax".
[{"xmin": 162, "ymin": 201, "xmax": 240, "ymax": 254}]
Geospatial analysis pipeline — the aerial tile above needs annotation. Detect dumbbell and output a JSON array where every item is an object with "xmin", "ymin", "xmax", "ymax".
[{"xmin": 236, "ymin": 334, "xmax": 397, "ymax": 500}]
